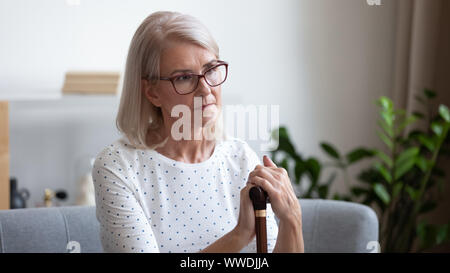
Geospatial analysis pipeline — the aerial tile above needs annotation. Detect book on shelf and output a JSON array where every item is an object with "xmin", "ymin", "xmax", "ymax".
[{"xmin": 62, "ymin": 71, "xmax": 120, "ymax": 95}]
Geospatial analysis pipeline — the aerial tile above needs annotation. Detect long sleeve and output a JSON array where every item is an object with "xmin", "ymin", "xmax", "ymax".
[{"xmin": 92, "ymin": 148, "xmax": 160, "ymax": 253}]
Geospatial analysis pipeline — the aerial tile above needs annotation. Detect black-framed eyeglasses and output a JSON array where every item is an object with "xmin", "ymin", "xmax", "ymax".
[{"xmin": 155, "ymin": 61, "xmax": 228, "ymax": 95}]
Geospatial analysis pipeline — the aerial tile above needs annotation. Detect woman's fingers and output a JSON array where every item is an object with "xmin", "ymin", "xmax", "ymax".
[
  {"xmin": 247, "ymin": 160, "xmax": 303, "ymax": 223},
  {"xmin": 249, "ymin": 165, "xmax": 285, "ymax": 189},
  {"xmin": 236, "ymin": 184, "xmax": 256, "ymax": 241},
  {"xmin": 247, "ymin": 175, "xmax": 277, "ymax": 196}
]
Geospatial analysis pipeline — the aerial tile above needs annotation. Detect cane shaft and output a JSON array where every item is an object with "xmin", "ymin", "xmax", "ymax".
[
  {"xmin": 254, "ymin": 210, "xmax": 267, "ymax": 253},
  {"xmin": 249, "ymin": 186, "xmax": 269, "ymax": 253}
]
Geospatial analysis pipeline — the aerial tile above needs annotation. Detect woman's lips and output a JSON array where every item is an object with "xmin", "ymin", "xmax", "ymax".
[
  {"xmin": 202, "ymin": 103, "xmax": 215, "ymax": 110},
  {"xmin": 193, "ymin": 103, "xmax": 216, "ymax": 111}
]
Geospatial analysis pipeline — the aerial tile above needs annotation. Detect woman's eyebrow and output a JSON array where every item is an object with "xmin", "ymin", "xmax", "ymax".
[
  {"xmin": 203, "ymin": 59, "xmax": 219, "ymax": 68},
  {"xmin": 169, "ymin": 59, "xmax": 219, "ymax": 76}
]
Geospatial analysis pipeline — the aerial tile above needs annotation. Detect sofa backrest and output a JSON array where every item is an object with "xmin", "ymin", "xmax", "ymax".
[
  {"xmin": 0, "ymin": 206, "xmax": 102, "ymax": 253},
  {"xmin": 0, "ymin": 199, "xmax": 379, "ymax": 253}
]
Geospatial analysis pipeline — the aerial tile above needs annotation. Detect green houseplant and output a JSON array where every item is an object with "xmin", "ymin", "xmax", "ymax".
[{"xmin": 271, "ymin": 89, "xmax": 450, "ymax": 252}]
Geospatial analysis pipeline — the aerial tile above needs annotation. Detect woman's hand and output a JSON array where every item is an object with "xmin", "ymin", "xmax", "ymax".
[
  {"xmin": 247, "ymin": 155, "xmax": 304, "ymax": 252},
  {"xmin": 233, "ymin": 183, "xmax": 256, "ymax": 245},
  {"xmin": 247, "ymin": 155, "xmax": 302, "ymax": 225}
]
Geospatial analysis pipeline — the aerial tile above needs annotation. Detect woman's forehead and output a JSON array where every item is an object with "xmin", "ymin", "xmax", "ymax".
[{"xmin": 160, "ymin": 42, "xmax": 217, "ymax": 71}]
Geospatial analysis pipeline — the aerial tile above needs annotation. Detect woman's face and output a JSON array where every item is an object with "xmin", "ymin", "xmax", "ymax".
[{"xmin": 144, "ymin": 41, "xmax": 222, "ymax": 132}]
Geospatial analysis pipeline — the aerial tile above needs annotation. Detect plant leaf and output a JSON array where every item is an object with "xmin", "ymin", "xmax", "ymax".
[
  {"xmin": 412, "ymin": 111, "xmax": 425, "ymax": 119},
  {"xmin": 431, "ymin": 121, "xmax": 443, "ymax": 137},
  {"xmin": 346, "ymin": 148, "xmax": 375, "ymax": 164},
  {"xmin": 377, "ymin": 130, "xmax": 393, "ymax": 150},
  {"xmin": 320, "ymin": 142, "xmax": 341, "ymax": 160},
  {"xmin": 375, "ymin": 150, "xmax": 393, "ymax": 168},
  {"xmin": 392, "ymin": 183, "xmax": 403, "ymax": 198},
  {"xmin": 280, "ymin": 158, "xmax": 289, "ymax": 175},
  {"xmin": 396, "ymin": 147, "xmax": 419, "ymax": 166},
  {"xmin": 373, "ymin": 183, "xmax": 390, "ymax": 205},
  {"xmin": 416, "ymin": 221, "xmax": 427, "ymax": 242},
  {"xmin": 415, "ymin": 156, "xmax": 428, "ymax": 173},
  {"xmin": 305, "ymin": 158, "xmax": 321, "ymax": 183},
  {"xmin": 408, "ymin": 129, "xmax": 425, "ymax": 140},
  {"xmin": 273, "ymin": 127, "xmax": 297, "ymax": 158},
  {"xmin": 377, "ymin": 96, "xmax": 394, "ymax": 111},
  {"xmin": 378, "ymin": 119, "xmax": 394, "ymax": 137},
  {"xmin": 394, "ymin": 109, "xmax": 406, "ymax": 116},
  {"xmin": 395, "ymin": 156, "xmax": 417, "ymax": 180},
  {"xmin": 405, "ymin": 185, "xmax": 419, "ymax": 201},
  {"xmin": 374, "ymin": 162, "xmax": 392, "ymax": 183},
  {"xmin": 439, "ymin": 105, "xmax": 450, "ymax": 123},
  {"xmin": 318, "ymin": 184, "xmax": 329, "ymax": 199},
  {"xmin": 351, "ymin": 186, "xmax": 368, "ymax": 197},
  {"xmin": 381, "ymin": 111, "xmax": 394, "ymax": 127},
  {"xmin": 436, "ymin": 224, "xmax": 449, "ymax": 244},
  {"xmin": 332, "ymin": 193, "xmax": 342, "ymax": 200},
  {"xmin": 418, "ymin": 134, "xmax": 435, "ymax": 152},
  {"xmin": 424, "ymin": 88, "xmax": 437, "ymax": 99},
  {"xmin": 416, "ymin": 221, "xmax": 436, "ymax": 250},
  {"xmin": 396, "ymin": 115, "xmax": 417, "ymax": 136},
  {"xmin": 357, "ymin": 167, "xmax": 383, "ymax": 185},
  {"xmin": 294, "ymin": 159, "xmax": 306, "ymax": 184}
]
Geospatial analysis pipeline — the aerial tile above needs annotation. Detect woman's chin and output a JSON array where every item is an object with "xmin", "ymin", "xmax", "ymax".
[
  {"xmin": 202, "ymin": 104, "xmax": 218, "ymax": 116},
  {"xmin": 202, "ymin": 105, "xmax": 219, "ymax": 125}
]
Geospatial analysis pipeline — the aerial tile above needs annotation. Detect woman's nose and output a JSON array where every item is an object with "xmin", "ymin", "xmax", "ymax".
[{"xmin": 194, "ymin": 76, "xmax": 212, "ymax": 95}]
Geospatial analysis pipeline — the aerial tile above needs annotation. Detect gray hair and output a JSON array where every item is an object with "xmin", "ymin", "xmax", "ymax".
[{"xmin": 116, "ymin": 11, "xmax": 223, "ymax": 149}]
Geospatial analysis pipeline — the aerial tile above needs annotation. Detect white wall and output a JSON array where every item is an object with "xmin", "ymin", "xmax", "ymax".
[
  {"xmin": 4, "ymin": 0, "xmax": 399, "ymax": 206},
  {"xmin": 293, "ymin": 0, "xmax": 398, "ymax": 194},
  {"xmin": 9, "ymin": 95, "xmax": 121, "ymax": 207}
]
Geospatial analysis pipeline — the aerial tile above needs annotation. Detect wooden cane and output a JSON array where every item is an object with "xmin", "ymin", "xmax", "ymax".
[{"xmin": 249, "ymin": 186, "xmax": 268, "ymax": 253}]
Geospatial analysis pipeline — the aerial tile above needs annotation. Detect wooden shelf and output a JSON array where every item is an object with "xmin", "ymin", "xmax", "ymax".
[{"xmin": 0, "ymin": 101, "xmax": 9, "ymax": 210}]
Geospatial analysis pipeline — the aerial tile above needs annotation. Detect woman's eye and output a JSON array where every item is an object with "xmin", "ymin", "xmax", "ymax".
[
  {"xmin": 205, "ymin": 68, "xmax": 218, "ymax": 77},
  {"xmin": 174, "ymin": 75, "xmax": 192, "ymax": 81}
]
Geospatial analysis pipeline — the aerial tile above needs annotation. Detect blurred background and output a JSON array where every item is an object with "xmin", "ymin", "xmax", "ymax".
[{"xmin": 0, "ymin": 0, "xmax": 449, "ymax": 252}]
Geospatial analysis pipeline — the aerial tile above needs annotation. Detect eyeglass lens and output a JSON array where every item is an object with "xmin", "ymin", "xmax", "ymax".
[{"xmin": 173, "ymin": 64, "xmax": 227, "ymax": 94}]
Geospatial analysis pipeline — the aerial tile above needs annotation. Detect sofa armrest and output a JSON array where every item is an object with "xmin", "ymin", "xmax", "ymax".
[{"xmin": 299, "ymin": 199, "xmax": 379, "ymax": 253}]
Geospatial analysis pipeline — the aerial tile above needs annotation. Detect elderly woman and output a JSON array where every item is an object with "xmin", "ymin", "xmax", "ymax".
[{"xmin": 92, "ymin": 11, "xmax": 303, "ymax": 253}]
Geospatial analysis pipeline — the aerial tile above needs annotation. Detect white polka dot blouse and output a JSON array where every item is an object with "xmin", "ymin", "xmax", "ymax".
[{"xmin": 92, "ymin": 136, "xmax": 278, "ymax": 253}]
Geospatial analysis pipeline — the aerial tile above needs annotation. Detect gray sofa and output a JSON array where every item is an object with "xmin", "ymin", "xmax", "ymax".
[{"xmin": 0, "ymin": 199, "xmax": 379, "ymax": 253}]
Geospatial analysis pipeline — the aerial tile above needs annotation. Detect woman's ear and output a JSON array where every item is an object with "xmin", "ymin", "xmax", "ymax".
[{"xmin": 142, "ymin": 79, "xmax": 162, "ymax": 107}]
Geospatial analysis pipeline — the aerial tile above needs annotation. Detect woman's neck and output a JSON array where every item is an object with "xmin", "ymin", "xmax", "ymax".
[{"xmin": 146, "ymin": 123, "xmax": 216, "ymax": 164}]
